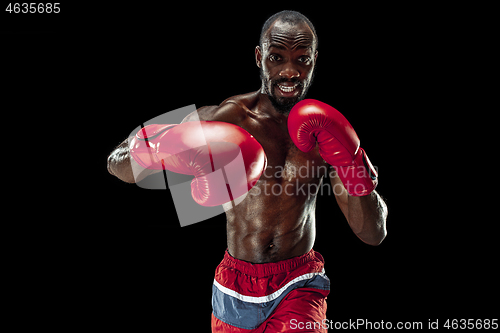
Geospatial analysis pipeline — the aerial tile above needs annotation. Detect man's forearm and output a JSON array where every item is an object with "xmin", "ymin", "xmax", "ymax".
[
  {"xmin": 108, "ymin": 137, "xmax": 162, "ymax": 183},
  {"xmin": 347, "ymin": 191, "xmax": 388, "ymax": 245},
  {"xmin": 107, "ymin": 138, "xmax": 137, "ymax": 183}
]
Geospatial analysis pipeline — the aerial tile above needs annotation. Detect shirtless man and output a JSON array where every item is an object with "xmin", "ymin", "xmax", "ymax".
[{"xmin": 107, "ymin": 10, "xmax": 387, "ymax": 333}]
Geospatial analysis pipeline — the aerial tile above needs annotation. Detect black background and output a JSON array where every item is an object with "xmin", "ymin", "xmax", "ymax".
[{"xmin": 3, "ymin": 3, "xmax": 496, "ymax": 331}]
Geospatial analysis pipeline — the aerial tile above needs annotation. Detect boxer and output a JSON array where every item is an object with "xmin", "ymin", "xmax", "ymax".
[{"xmin": 108, "ymin": 10, "xmax": 388, "ymax": 332}]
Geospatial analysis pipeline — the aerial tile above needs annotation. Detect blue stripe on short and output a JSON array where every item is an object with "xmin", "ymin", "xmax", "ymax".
[{"xmin": 212, "ymin": 272, "xmax": 330, "ymax": 330}]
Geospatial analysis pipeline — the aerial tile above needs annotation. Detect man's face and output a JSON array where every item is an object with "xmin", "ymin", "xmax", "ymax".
[{"xmin": 256, "ymin": 20, "xmax": 318, "ymax": 114}]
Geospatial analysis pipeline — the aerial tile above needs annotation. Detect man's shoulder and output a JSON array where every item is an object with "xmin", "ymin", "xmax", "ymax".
[
  {"xmin": 220, "ymin": 91, "xmax": 259, "ymax": 111},
  {"xmin": 216, "ymin": 91, "xmax": 260, "ymax": 122},
  {"xmin": 183, "ymin": 91, "xmax": 259, "ymax": 124}
]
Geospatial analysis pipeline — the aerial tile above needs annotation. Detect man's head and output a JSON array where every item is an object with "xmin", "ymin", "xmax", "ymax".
[{"xmin": 256, "ymin": 11, "xmax": 318, "ymax": 114}]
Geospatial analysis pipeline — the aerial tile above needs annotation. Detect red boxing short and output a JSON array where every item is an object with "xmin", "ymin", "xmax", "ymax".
[{"xmin": 211, "ymin": 249, "xmax": 330, "ymax": 332}]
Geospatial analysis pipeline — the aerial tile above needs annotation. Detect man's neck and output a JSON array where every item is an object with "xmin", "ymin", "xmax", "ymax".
[{"xmin": 257, "ymin": 91, "xmax": 290, "ymax": 121}]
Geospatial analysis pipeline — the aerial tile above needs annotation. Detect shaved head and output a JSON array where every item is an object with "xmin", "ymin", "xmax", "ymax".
[{"xmin": 260, "ymin": 10, "xmax": 318, "ymax": 50}]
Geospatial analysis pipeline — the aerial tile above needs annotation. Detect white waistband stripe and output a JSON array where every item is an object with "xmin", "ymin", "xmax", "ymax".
[{"xmin": 213, "ymin": 268, "xmax": 328, "ymax": 304}]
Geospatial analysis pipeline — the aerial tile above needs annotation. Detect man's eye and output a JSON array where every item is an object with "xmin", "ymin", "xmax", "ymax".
[
  {"xmin": 298, "ymin": 56, "xmax": 311, "ymax": 64},
  {"xmin": 269, "ymin": 54, "xmax": 281, "ymax": 62}
]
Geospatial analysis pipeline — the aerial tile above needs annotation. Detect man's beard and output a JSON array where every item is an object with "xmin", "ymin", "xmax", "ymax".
[{"xmin": 260, "ymin": 68, "xmax": 315, "ymax": 114}]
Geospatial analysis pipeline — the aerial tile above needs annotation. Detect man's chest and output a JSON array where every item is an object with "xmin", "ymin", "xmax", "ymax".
[{"xmin": 243, "ymin": 117, "xmax": 329, "ymax": 184}]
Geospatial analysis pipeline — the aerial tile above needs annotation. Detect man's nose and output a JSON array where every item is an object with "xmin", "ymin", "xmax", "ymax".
[{"xmin": 279, "ymin": 63, "xmax": 300, "ymax": 80}]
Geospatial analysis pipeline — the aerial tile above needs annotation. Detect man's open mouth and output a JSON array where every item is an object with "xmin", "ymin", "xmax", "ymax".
[{"xmin": 277, "ymin": 83, "xmax": 299, "ymax": 93}]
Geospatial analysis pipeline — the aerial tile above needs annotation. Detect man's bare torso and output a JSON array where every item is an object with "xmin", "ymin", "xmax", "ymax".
[{"xmin": 189, "ymin": 91, "xmax": 330, "ymax": 263}]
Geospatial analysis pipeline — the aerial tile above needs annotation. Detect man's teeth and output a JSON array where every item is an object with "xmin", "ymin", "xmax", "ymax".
[{"xmin": 278, "ymin": 84, "xmax": 297, "ymax": 93}]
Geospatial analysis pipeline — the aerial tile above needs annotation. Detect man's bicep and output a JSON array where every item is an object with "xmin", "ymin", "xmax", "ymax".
[
  {"xmin": 181, "ymin": 103, "xmax": 246, "ymax": 124},
  {"xmin": 181, "ymin": 105, "xmax": 220, "ymax": 123}
]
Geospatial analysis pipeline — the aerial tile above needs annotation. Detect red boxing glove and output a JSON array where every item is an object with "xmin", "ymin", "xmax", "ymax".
[
  {"xmin": 128, "ymin": 124, "xmax": 178, "ymax": 170},
  {"xmin": 288, "ymin": 99, "xmax": 377, "ymax": 196},
  {"xmin": 129, "ymin": 121, "xmax": 267, "ymax": 206}
]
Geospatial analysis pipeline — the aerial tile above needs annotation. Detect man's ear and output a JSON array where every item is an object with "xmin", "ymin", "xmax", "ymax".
[
  {"xmin": 255, "ymin": 46, "xmax": 262, "ymax": 68},
  {"xmin": 314, "ymin": 50, "xmax": 318, "ymax": 62}
]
